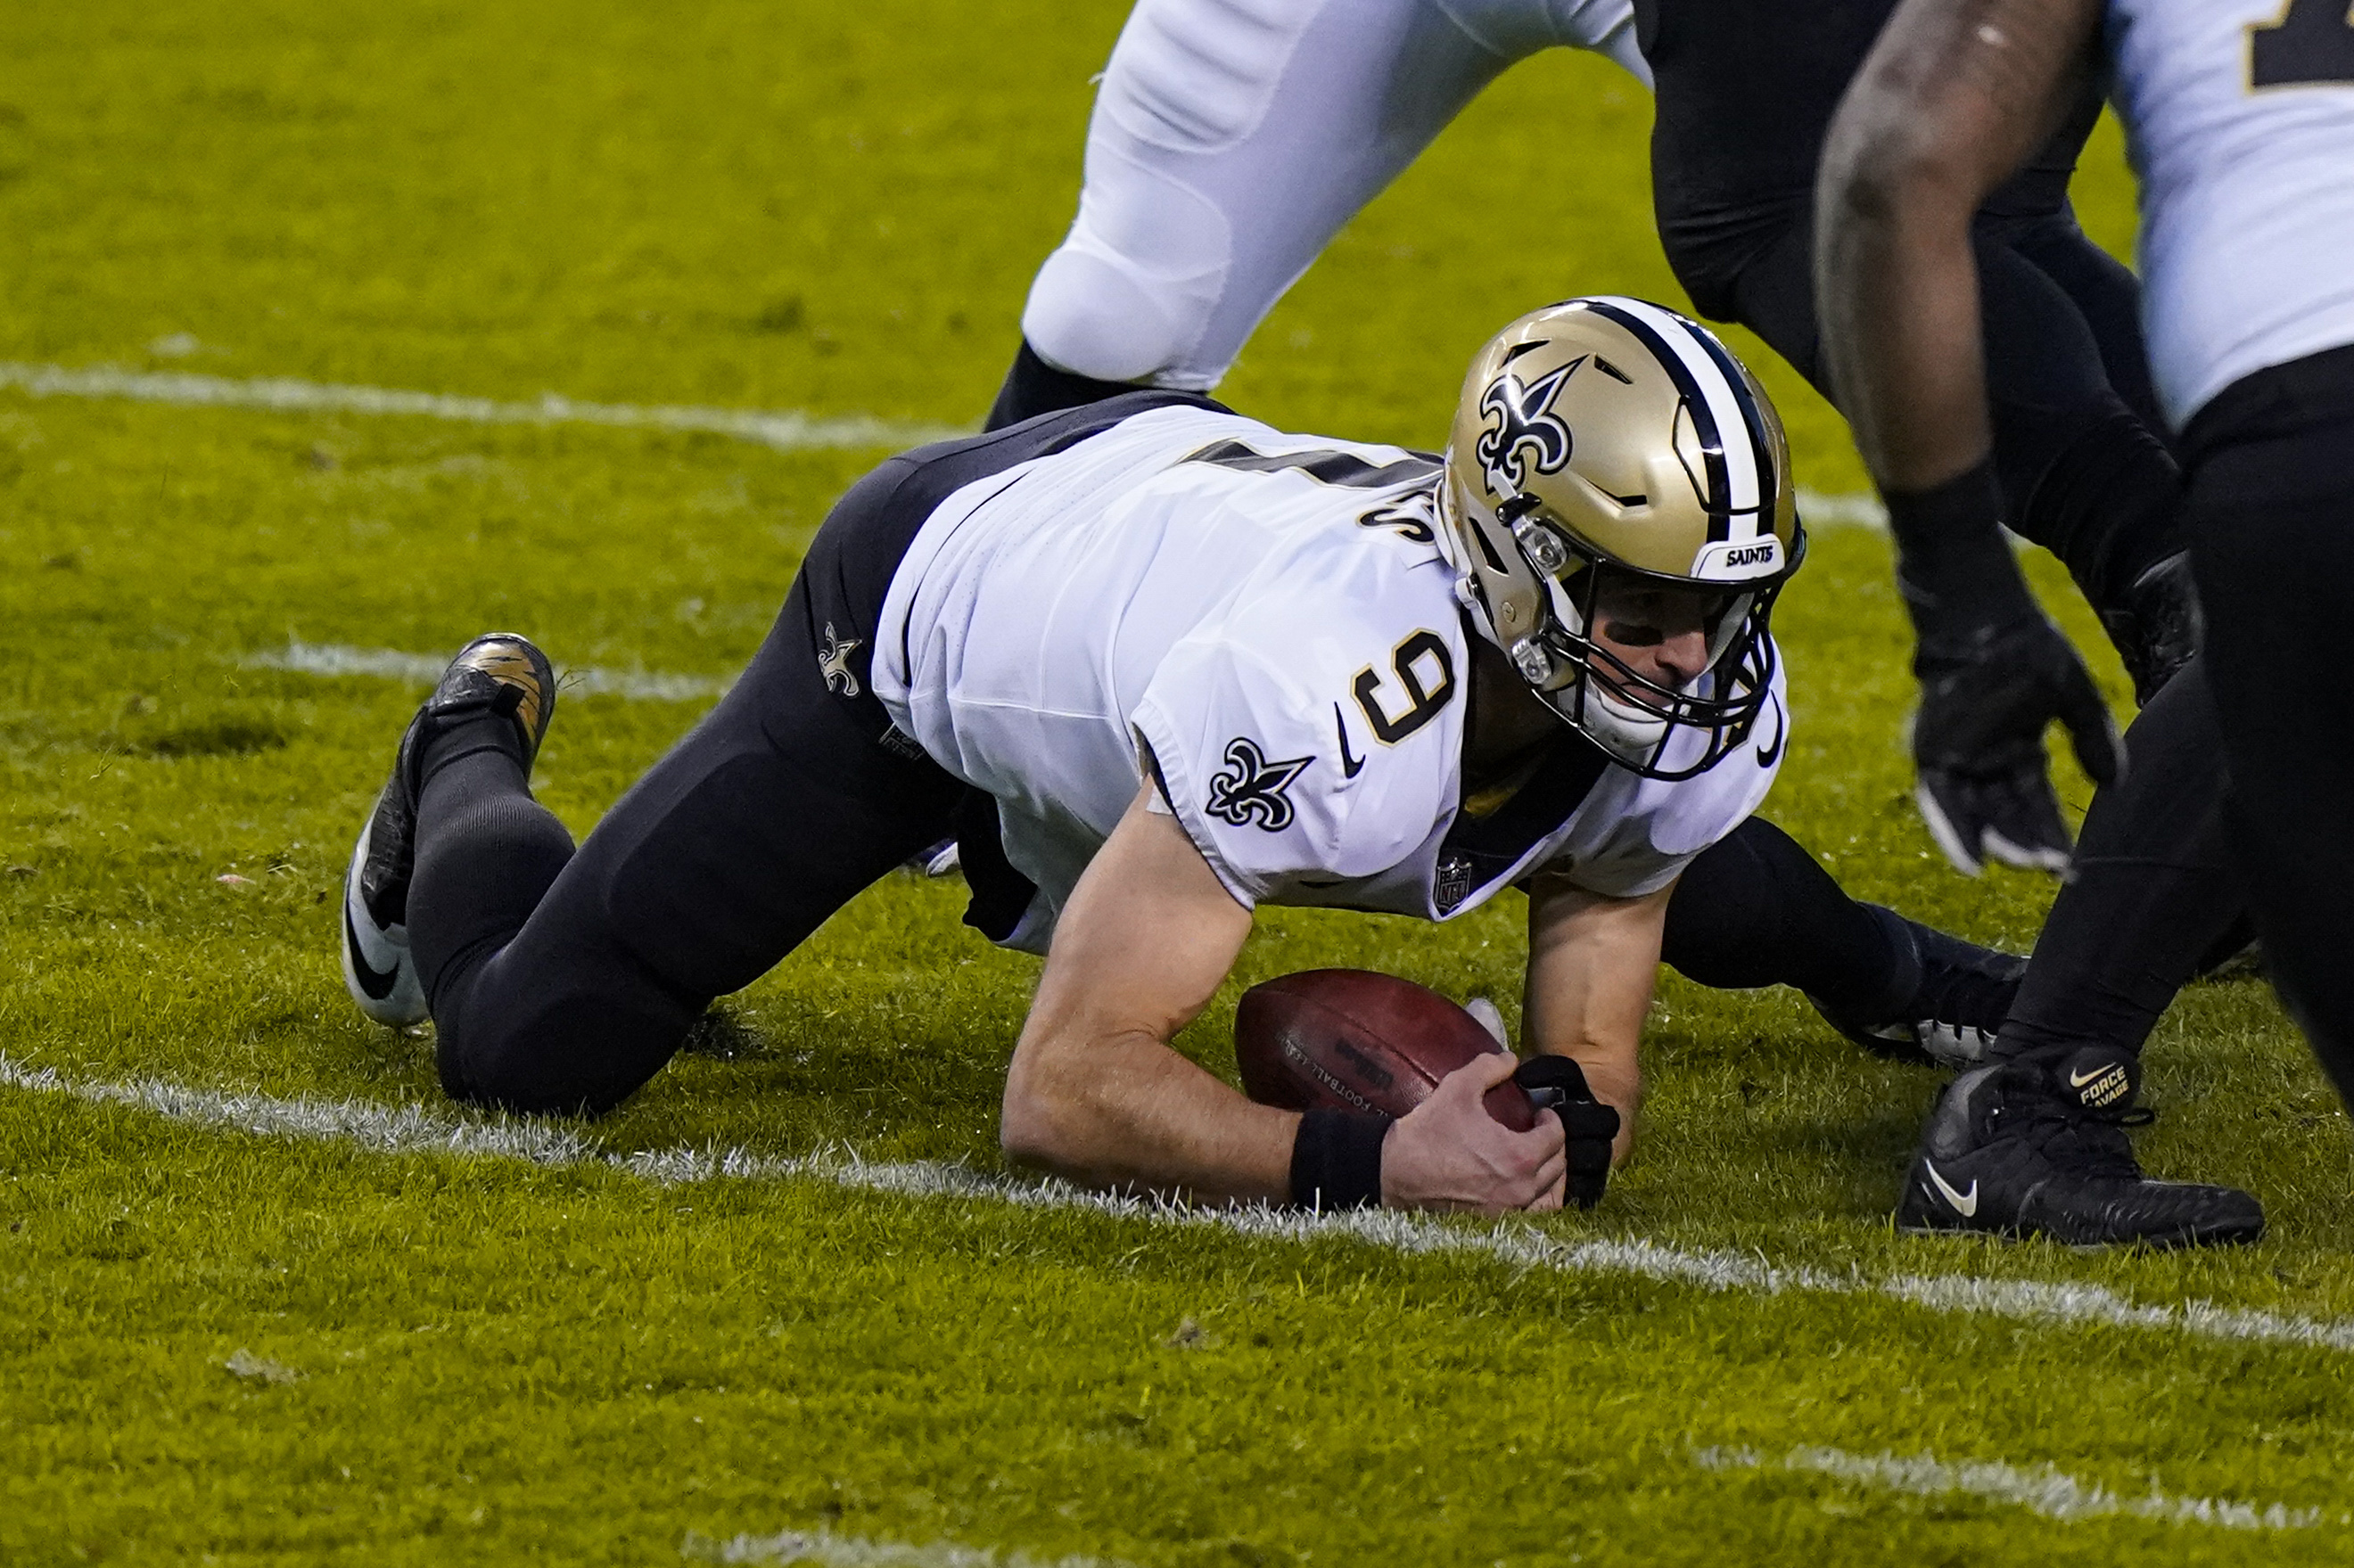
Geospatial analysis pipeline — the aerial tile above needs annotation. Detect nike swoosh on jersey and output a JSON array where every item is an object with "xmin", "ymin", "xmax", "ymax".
[
  {"xmin": 1332, "ymin": 703, "xmax": 1366, "ymax": 779},
  {"xmin": 1922, "ymin": 1161, "xmax": 1980, "ymax": 1218},
  {"xmin": 1754, "ymin": 694, "xmax": 1786, "ymax": 767},
  {"xmin": 343, "ymin": 903, "xmax": 402, "ymax": 1000}
]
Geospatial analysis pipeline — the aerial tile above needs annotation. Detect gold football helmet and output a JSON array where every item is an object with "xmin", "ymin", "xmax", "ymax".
[{"xmin": 1438, "ymin": 297, "xmax": 1806, "ymax": 778}]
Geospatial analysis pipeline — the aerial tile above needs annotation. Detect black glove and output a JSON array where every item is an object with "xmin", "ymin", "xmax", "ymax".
[
  {"xmin": 1513, "ymin": 1055, "xmax": 1619, "ymax": 1211},
  {"xmin": 1912, "ymin": 614, "xmax": 2124, "ymax": 874},
  {"xmin": 1889, "ymin": 462, "xmax": 2127, "ymax": 876}
]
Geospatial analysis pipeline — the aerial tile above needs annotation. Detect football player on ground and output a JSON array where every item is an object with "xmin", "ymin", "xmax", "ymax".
[
  {"xmin": 989, "ymin": 0, "xmax": 2197, "ymax": 876},
  {"xmin": 971, "ymin": 0, "xmax": 2268, "ymax": 1244},
  {"xmin": 341, "ymin": 300, "xmax": 2020, "ymax": 1213},
  {"xmin": 973, "ymin": 0, "xmax": 2052, "ymax": 1101},
  {"xmin": 1818, "ymin": 0, "xmax": 2354, "ymax": 1224}
]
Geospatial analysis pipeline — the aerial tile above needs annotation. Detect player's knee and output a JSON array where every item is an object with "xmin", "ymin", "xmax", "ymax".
[
  {"xmin": 1021, "ymin": 134, "xmax": 1233, "ymax": 386},
  {"xmin": 1023, "ymin": 237, "xmax": 1222, "ymax": 388},
  {"xmin": 432, "ymin": 951, "xmax": 693, "ymax": 1117}
]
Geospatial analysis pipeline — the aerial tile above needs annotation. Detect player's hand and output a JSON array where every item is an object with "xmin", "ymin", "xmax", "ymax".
[
  {"xmin": 1911, "ymin": 614, "xmax": 2125, "ymax": 875},
  {"xmin": 1380, "ymin": 1053, "xmax": 1566, "ymax": 1213},
  {"xmin": 1513, "ymin": 1055, "xmax": 1620, "ymax": 1210}
]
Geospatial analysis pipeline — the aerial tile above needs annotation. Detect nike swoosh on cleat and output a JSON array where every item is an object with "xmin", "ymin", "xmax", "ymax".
[
  {"xmin": 2067, "ymin": 1064, "xmax": 2113, "ymax": 1088},
  {"xmin": 1922, "ymin": 1161, "xmax": 1980, "ymax": 1218},
  {"xmin": 342, "ymin": 903, "xmax": 401, "ymax": 1001}
]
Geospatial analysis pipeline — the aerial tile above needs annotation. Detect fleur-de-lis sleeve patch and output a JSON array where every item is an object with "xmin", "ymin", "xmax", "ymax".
[
  {"xmin": 1204, "ymin": 737, "xmax": 1313, "ymax": 832},
  {"xmin": 818, "ymin": 621, "xmax": 863, "ymax": 698}
]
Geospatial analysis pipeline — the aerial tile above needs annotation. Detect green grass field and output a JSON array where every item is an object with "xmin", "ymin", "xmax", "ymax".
[{"xmin": 5, "ymin": 3, "xmax": 2352, "ymax": 1563}]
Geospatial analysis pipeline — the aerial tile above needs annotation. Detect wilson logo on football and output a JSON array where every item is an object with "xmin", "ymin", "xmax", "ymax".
[{"xmin": 1205, "ymin": 736, "xmax": 1313, "ymax": 832}]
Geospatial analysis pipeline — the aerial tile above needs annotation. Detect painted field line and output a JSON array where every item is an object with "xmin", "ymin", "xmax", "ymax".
[
  {"xmin": 0, "ymin": 359, "xmax": 1897, "ymax": 528},
  {"xmin": 242, "ymin": 640, "xmax": 725, "ymax": 702},
  {"xmin": 682, "ymin": 1525, "xmax": 1128, "ymax": 1567},
  {"xmin": 0, "ymin": 362, "xmax": 963, "ymax": 453},
  {"xmin": 1696, "ymin": 1444, "xmax": 2333, "ymax": 1531},
  {"xmin": 9, "ymin": 1051, "xmax": 2344, "ymax": 1355},
  {"xmin": 1796, "ymin": 488, "xmax": 1886, "ymax": 530}
]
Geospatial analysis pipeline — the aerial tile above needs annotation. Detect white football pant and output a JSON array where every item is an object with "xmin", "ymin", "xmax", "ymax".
[{"xmin": 1020, "ymin": 0, "xmax": 1648, "ymax": 390}]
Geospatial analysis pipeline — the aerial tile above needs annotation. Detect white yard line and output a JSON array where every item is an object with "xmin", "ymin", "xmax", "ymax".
[
  {"xmin": 241, "ymin": 641, "xmax": 725, "ymax": 702},
  {"xmin": 1694, "ymin": 1444, "xmax": 2332, "ymax": 1531},
  {"xmin": 0, "ymin": 359, "xmax": 1894, "ymax": 527},
  {"xmin": 9, "ymin": 1051, "xmax": 2336, "ymax": 1354},
  {"xmin": 1796, "ymin": 488, "xmax": 1886, "ymax": 530},
  {"xmin": 0, "ymin": 362, "xmax": 963, "ymax": 453},
  {"xmin": 681, "ymin": 1527, "xmax": 1128, "ymax": 1568}
]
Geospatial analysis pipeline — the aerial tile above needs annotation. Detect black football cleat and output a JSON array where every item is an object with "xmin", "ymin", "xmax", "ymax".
[
  {"xmin": 1808, "ymin": 905, "xmax": 2026, "ymax": 1070},
  {"xmin": 340, "ymin": 633, "xmax": 558, "ymax": 1026},
  {"xmin": 2098, "ymin": 551, "xmax": 2202, "ymax": 706},
  {"xmin": 1897, "ymin": 1042, "xmax": 2264, "ymax": 1249}
]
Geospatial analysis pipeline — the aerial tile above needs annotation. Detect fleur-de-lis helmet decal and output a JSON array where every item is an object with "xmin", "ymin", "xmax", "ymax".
[{"xmin": 1474, "ymin": 361, "xmax": 1577, "ymax": 494}]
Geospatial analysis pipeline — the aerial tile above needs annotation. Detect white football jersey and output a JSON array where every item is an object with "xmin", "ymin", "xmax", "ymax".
[
  {"xmin": 2108, "ymin": 0, "xmax": 2354, "ymax": 426},
  {"xmin": 873, "ymin": 403, "xmax": 1785, "ymax": 953}
]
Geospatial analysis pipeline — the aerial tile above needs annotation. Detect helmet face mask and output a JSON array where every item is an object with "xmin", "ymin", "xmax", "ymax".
[
  {"xmin": 1438, "ymin": 297, "xmax": 1807, "ymax": 780},
  {"xmin": 1527, "ymin": 552, "xmax": 1788, "ymax": 779}
]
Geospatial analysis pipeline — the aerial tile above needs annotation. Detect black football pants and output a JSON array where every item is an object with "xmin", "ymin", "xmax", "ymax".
[
  {"xmin": 411, "ymin": 506, "xmax": 962, "ymax": 1115},
  {"xmin": 1995, "ymin": 657, "xmax": 2242, "ymax": 1061},
  {"xmin": 2182, "ymin": 346, "xmax": 2354, "ymax": 1106}
]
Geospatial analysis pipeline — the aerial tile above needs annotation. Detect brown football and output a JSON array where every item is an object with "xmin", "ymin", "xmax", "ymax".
[{"xmin": 1233, "ymin": 968, "xmax": 1537, "ymax": 1130}]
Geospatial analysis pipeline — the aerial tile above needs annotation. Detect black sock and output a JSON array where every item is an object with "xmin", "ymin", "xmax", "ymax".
[
  {"xmin": 983, "ymin": 340, "xmax": 1143, "ymax": 431},
  {"xmin": 1997, "ymin": 660, "xmax": 2240, "ymax": 1060},
  {"xmin": 1662, "ymin": 817, "xmax": 1903, "ymax": 1012},
  {"xmin": 406, "ymin": 716, "xmax": 576, "ymax": 1022}
]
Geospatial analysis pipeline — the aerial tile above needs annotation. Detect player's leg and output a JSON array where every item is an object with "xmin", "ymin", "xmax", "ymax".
[
  {"xmin": 1660, "ymin": 817, "xmax": 2021, "ymax": 1065},
  {"xmin": 341, "ymin": 443, "xmax": 978, "ymax": 1112},
  {"xmin": 1993, "ymin": 660, "xmax": 2241, "ymax": 1064},
  {"xmin": 2184, "ymin": 349, "xmax": 2354, "ymax": 1108},
  {"xmin": 1974, "ymin": 226, "xmax": 2196, "ymax": 700},
  {"xmin": 416, "ymin": 598, "xmax": 960, "ymax": 1113},
  {"xmin": 989, "ymin": 0, "xmax": 1564, "ymax": 428},
  {"xmin": 2001, "ymin": 209, "xmax": 2169, "ymax": 445},
  {"xmin": 1892, "ymin": 657, "xmax": 2264, "ymax": 1246}
]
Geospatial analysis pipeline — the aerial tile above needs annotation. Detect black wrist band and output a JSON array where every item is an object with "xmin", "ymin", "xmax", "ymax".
[
  {"xmin": 1884, "ymin": 459, "xmax": 2038, "ymax": 647},
  {"xmin": 1288, "ymin": 1109, "xmax": 1393, "ymax": 1211}
]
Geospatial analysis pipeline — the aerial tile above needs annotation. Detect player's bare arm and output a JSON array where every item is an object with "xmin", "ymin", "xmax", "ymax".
[
  {"xmin": 1815, "ymin": 0, "xmax": 2109, "ymax": 490},
  {"xmin": 1001, "ymin": 784, "xmax": 1568, "ymax": 1211},
  {"xmin": 1522, "ymin": 873, "xmax": 1669, "ymax": 1168},
  {"xmin": 1813, "ymin": 0, "xmax": 2126, "ymax": 871}
]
